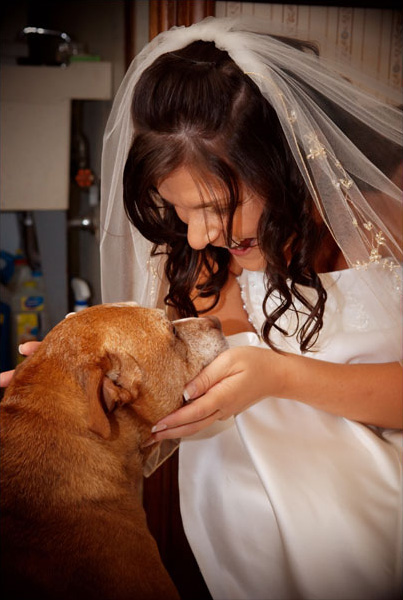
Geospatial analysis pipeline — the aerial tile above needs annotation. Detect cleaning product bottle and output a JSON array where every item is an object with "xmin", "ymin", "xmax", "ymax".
[
  {"xmin": 0, "ymin": 251, "xmax": 14, "ymax": 371},
  {"xmin": 10, "ymin": 258, "xmax": 47, "ymax": 366},
  {"xmin": 71, "ymin": 277, "xmax": 91, "ymax": 312},
  {"xmin": 8, "ymin": 250, "xmax": 31, "ymax": 293},
  {"xmin": 31, "ymin": 270, "xmax": 50, "ymax": 338},
  {"xmin": 0, "ymin": 298, "xmax": 12, "ymax": 372}
]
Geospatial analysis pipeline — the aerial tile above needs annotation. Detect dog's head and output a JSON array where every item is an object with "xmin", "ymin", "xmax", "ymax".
[{"xmin": 35, "ymin": 303, "xmax": 228, "ymax": 445}]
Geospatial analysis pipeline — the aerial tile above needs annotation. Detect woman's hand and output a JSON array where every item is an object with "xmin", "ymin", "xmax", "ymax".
[
  {"xmin": 148, "ymin": 347, "xmax": 403, "ymax": 441},
  {"xmin": 149, "ymin": 346, "xmax": 283, "ymax": 441},
  {"xmin": 0, "ymin": 341, "xmax": 41, "ymax": 387}
]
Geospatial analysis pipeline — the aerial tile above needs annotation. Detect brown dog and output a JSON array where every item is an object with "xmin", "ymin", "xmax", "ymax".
[{"xmin": 0, "ymin": 303, "xmax": 228, "ymax": 600}]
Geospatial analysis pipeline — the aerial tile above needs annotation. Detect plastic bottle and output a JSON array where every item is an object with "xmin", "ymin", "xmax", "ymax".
[
  {"xmin": 0, "ymin": 299, "xmax": 12, "ymax": 372},
  {"xmin": 31, "ymin": 270, "xmax": 50, "ymax": 336},
  {"xmin": 8, "ymin": 250, "xmax": 31, "ymax": 294},
  {"xmin": 10, "ymin": 260, "xmax": 48, "ymax": 366},
  {"xmin": 71, "ymin": 277, "xmax": 91, "ymax": 312},
  {"xmin": 0, "ymin": 251, "xmax": 16, "ymax": 371},
  {"xmin": 0, "ymin": 250, "xmax": 15, "ymax": 286}
]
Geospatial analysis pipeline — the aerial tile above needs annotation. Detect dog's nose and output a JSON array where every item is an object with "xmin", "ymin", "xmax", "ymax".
[{"xmin": 200, "ymin": 315, "xmax": 222, "ymax": 331}]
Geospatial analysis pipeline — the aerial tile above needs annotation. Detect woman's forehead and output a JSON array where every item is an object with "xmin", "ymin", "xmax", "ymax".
[{"xmin": 157, "ymin": 165, "xmax": 241, "ymax": 206}]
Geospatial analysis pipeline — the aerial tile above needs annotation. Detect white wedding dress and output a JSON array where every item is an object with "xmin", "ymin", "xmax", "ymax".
[{"xmin": 179, "ymin": 266, "xmax": 402, "ymax": 600}]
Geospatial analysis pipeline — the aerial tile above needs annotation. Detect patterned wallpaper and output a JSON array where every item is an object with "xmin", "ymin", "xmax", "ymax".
[{"xmin": 215, "ymin": 2, "xmax": 402, "ymax": 103}]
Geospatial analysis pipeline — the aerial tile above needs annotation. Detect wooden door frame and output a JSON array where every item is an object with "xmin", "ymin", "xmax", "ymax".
[
  {"xmin": 125, "ymin": 0, "xmax": 215, "ymax": 68},
  {"xmin": 149, "ymin": 0, "xmax": 215, "ymax": 40}
]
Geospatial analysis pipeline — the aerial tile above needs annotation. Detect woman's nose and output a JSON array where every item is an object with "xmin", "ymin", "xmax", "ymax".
[{"xmin": 186, "ymin": 213, "xmax": 220, "ymax": 250}]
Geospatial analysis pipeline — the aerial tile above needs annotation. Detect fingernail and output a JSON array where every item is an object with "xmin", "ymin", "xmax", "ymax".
[
  {"xmin": 151, "ymin": 423, "xmax": 168, "ymax": 434},
  {"xmin": 184, "ymin": 383, "xmax": 196, "ymax": 401},
  {"xmin": 18, "ymin": 344, "xmax": 25, "ymax": 356}
]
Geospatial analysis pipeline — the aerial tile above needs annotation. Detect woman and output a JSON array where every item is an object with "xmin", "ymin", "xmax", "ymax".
[{"xmin": 103, "ymin": 17, "xmax": 402, "ymax": 600}]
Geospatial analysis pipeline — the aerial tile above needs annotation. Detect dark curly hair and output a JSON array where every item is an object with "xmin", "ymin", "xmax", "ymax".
[{"xmin": 123, "ymin": 39, "xmax": 329, "ymax": 352}]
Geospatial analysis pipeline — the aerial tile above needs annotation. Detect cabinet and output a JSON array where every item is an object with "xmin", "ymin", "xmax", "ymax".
[{"xmin": 0, "ymin": 62, "xmax": 112, "ymax": 211}]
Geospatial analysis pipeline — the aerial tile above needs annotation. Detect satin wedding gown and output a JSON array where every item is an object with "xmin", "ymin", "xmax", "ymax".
[{"xmin": 179, "ymin": 266, "xmax": 402, "ymax": 600}]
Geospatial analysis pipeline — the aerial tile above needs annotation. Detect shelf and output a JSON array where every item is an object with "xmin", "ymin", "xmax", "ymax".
[{"xmin": 1, "ymin": 62, "xmax": 112, "ymax": 102}]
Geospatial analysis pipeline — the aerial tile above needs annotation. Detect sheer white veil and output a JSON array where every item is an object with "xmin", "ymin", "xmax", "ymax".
[{"xmin": 100, "ymin": 16, "xmax": 402, "ymax": 358}]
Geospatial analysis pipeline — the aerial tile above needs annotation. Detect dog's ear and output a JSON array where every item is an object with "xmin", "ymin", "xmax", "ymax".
[
  {"xmin": 86, "ymin": 368, "xmax": 112, "ymax": 440},
  {"xmin": 86, "ymin": 358, "xmax": 142, "ymax": 440},
  {"xmin": 101, "ymin": 376, "xmax": 139, "ymax": 411}
]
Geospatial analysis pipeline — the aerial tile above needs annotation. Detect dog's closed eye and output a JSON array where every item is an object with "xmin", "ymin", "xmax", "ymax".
[{"xmin": 168, "ymin": 324, "xmax": 188, "ymax": 360}]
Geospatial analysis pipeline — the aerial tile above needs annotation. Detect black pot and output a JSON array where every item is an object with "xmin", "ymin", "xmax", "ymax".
[{"xmin": 19, "ymin": 27, "xmax": 72, "ymax": 66}]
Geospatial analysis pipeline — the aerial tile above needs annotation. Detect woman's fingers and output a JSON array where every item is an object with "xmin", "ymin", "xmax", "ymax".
[
  {"xmin": 150, "ymin": 410, "xmax": 221, "ymax": 442},
  {"xmin": 19, "ymin": 341, "xmax": 41, "ymax": 356},
  {"xmin": 150, "ymin": 346, "xmax": 275, "ymax": 441},
  {"xmin": 184, "ymin": 349, "xmax": 235, "ymax": 401},
  {"xmin": 150, "ymin": 351, "xmax": 238, "ymax": 441},
  {"xmin": 152, "ymin": 394, "xmax": 222, "ymax": 432},
  {"xmin": 0, "ymin": 370, "xmax": 15, "ymax": 388},
  {"xmin": 0, "ymin": 341, "xmax": 42, "ymax": 388}
]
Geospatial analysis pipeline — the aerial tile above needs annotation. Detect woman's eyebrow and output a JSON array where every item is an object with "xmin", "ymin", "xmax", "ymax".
[
  {"xmin": 193, "ymin": 201, "xmax": 217, "ymax": 209},
  {"xmin": 159, "ymin": 196, "xmax": 221, "ymax": 210}
]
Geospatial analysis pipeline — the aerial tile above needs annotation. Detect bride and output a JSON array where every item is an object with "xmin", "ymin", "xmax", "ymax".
[{"xmin": 100, "ymin": 17, "xmax": 402, "ymax": 600}]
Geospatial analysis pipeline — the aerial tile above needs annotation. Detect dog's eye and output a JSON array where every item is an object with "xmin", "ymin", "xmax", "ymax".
[{"xmin": 172, "ymin": 325, "xmax": 178, "ymax": 337}]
